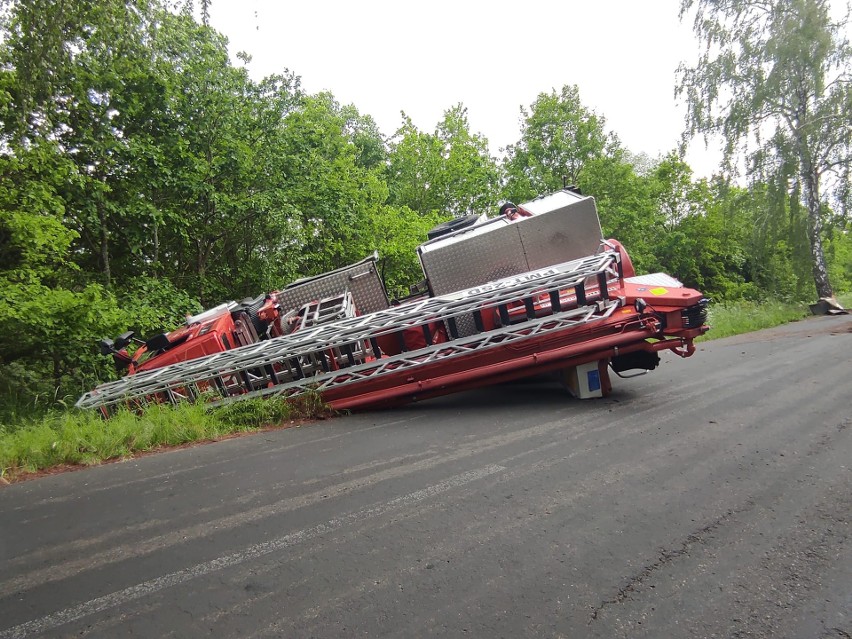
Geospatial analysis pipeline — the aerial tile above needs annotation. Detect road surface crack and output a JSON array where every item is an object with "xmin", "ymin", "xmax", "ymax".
[{"xmin": 588, "ymin": 499, "xmax": 755, "ymax": 623}]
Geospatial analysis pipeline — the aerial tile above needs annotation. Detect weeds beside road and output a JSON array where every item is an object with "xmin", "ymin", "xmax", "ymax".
[
  {"xmin": 0, "ymin": 395, "xmax": 330, "ymax": 483},
  {"xmin": 698, "ymin": 291, "xmax": 851, "ymax": 341},
  {"xmin": 698, "ymin": 300, "xmax": 811, "ymax": 341}
]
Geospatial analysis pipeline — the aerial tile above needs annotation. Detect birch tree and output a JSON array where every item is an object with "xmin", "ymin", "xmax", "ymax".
[{"xmin": 677, "ymin": 0, "xmax": 852, "ymax": 300}]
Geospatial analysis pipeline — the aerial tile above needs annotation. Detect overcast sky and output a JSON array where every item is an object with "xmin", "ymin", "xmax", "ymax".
[{"xmin": 208, "ymin": 0, "xmax": 726, "ymax": 176}]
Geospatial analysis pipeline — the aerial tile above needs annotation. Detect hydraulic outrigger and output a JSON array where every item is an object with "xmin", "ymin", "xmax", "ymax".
[{"xmin": 78, "ymin": 190, "xmax": 709, "ymax": 416}]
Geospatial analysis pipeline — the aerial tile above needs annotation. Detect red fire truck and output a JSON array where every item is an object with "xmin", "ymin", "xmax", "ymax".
[{"xmin": 79, "ymin": 189, "xmax": 708, "ymax": 415}]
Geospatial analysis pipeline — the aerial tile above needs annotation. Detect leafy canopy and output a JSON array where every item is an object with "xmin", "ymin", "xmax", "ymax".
[{"xmin": 678, "ymin": 0, "xmax": 852, "ymax": 298}]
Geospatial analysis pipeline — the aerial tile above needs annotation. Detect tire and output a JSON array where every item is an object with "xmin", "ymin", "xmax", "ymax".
[
  {"xmin": 234, "ymin": 295, "xmax": 268, "ymax": 337},
  {"xmin": 426, "ymin": 215, "xmax": 480, "ymax": 240}
]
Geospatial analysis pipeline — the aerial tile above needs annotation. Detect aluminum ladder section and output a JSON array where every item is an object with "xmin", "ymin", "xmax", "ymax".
[
  {"xmin": 291, "ymin": 292, "xmax": 357, "ymax": 331},
  {"xmin": 77, "ymin": 252, "xmax": 621, "ymax": 414}
]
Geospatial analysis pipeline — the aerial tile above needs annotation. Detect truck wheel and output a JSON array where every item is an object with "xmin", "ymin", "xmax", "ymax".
[
  {"xmin": 234, "ymin": 295, "xmax": 268, "ymax": 337},
  {"xmin": 426, "ymin": 215, "xmax": 479, "ymax": 240}
]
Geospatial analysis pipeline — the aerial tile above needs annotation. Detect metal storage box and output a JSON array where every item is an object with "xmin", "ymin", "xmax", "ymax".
[{"xmin": 417, "ymin": 190, "xmax": 603, "ymax": 296}]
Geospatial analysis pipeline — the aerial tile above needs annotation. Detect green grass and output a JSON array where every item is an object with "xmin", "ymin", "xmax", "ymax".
[
  {"xmin": 698, "ymin": 299, "xmax": 810, "ymax": 341},
  {"xmin": 0, "ymin": 394, "xmax": 331, "ymax": 482},
  {"xmin": 699, "ymin": 292, "xmax": 850, "ymax": 342}
]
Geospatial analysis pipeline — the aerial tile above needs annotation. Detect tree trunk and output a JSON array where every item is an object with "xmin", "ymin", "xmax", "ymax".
[
  {"xmin": 197, "ymin": 241, "xmax": 206, "ymax": 302},
  {"xmin": 52, "ymin": 351, "xmax": 62, "ymax": 400},
  {"xmin": 98, "ymin": 201, "xmax": 111, "ymax": 287},
  {"xmin": 152, "ymin": 218, "xmax": 159, "ymax": 277},
  {"xmin": 801, "ymin": 164, "xmax": 834, "ymax": 299}
]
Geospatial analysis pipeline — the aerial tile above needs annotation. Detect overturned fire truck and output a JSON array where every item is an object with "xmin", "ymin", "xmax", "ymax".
[{"xmin": 77, "ymin": 190, "xmax": 709, "ymax": 416}]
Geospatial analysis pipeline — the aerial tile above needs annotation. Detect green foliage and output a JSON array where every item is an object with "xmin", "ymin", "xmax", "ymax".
[
  {"xmin": 678, "ymin": 0, "xmax": 852, "ymax": 299},
  {"xmin": 577, "ymin": 155, "xmax": 659, "ymax": 271},
  {"xmin": 644, "ymin": 159, "xmax": 753, "ymax": 299},
  {"xmin": 339, "ymin": 106, "xmax": 387, "ymax": 170},
  {"xmin": 386, "ymin": 105, "xmax": 500, "ymax": 218},
  {"xmin": 0, "ymin": 282, "xmax": 127, "ymax": 416},
  {"xmin": 3, "ymin": 0, "xmax": 166, "ymax": 285},
  {"xmin": 277, "ymin": 92, "xmax": 389, "ymax": 277},
  {"xmin": 824, "ymin": 226, "xmax": 852, "ymax": 293},
  {"xmin": 114, "ymin": 277, "xmax": 202, "ymax": 337},
  {"xmin": 698, "ymin": 300, "xmax": 810, "ymax": 341},
  {"xmin": 0, "ymin": 139, "xmax": 127, "ymax": 418},
  {"xmin": 146, "ymin": 13, "xmax": 303, "ymax": 301},
  {"xmin": 355, "ymin": 205, "xmax": 441, "ymax": 298},
  {"xmin": 431, "ymin": 105, "xmax": 501, "ymax": 217},
  {"xmin": 0, "ymin": 141, "xmax": 78, "ymax": 280},
  {"xmin": 0, "ymin": 394, "xmax": 330, "ymax": 478},
  {"xmin": 504, "ymin": 85, "xmax": 617, "ymax": 202}
]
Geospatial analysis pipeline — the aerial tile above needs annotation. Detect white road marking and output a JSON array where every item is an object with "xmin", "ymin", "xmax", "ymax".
[{"xmin": 0, "ymin": 464, "xmax": 504, "ymax": 639}]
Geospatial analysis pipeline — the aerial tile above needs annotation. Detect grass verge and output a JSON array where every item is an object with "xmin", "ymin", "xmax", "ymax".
[
  {"xmin": 698, "ymin": 292, "xmax": 850, "ymax": 342},
  {"xmin": 697, "ymin": 299, "xmax": 810, "ymax": 341},
  {"xmin": 0, "ymin": 394, "xmax": 333, "ymax": 483}
]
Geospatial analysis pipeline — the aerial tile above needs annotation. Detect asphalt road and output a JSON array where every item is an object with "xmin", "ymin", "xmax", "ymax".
[{"xmin": 1, "ymin": 315, "xmax": 850, "ymax": 638}]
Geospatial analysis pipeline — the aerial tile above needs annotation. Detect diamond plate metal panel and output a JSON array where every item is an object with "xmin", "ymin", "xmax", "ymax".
[
  {"xmin": 275, "ymin": 256, "xmax": 389, "ymax": 315},
  {"xmin": 420, "ymin": 225, "xmax": 528, "ymax": 296},
  {"xmin": 417, "ymin": 191, "xmax": 605, "ymax": 337},
  {"xmin": 518, "ymin": 196, "xmax": 603, "ymax": 270}
]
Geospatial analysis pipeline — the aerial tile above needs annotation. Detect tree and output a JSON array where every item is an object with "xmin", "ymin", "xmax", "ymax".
[
  {"xmin": 650, "ymin": 176, "xmax": 755, "ymax": 300},
  {"xmin": 648, "ymin": 152, "xmax": 710, "ymax": 232},
  {"xmin": 0, "ymin": 142, "xmax": 130, "ymax": 412},
  {"xmin": 385, "ymin": 116, "xmax": 444, "ymax": 216},
  {"xmin": 145, "ymin": 12, "xmax": 303, "ymax": 302},
  {"xmin": 577, "ymin": 154, "xmax": 659, "ymax": 271},
  {"xmin": 0, "ymin": 1, "xmax": 301, "ymax": 408},
  {"xmin": 386, "ymin": 106, "xmax": 500, "ymax": 218},
  {"xmin": 677, "ymin": 0, "xmax": 852, "ymax": 300},
  {"xmin": 353, "ymin": 205, "xmax": 441, "ymax": 299},
  {"xmin": 338, "ymin": 105, "xmax": 387, "ymax": 170},
  {"xmin": 503, "ymin": 85, "xmax": 618, "ymax": 202},
  {"xmin": 431, "ymin": 105, "xmax": 501, "ymax": 217},
  {"xmin": 276, "ymin": 92, "xmax": 389, "ymax": 277},
  {"xmin": 0, "ymin": 0, "xmax": 162, "ymax": 286}
]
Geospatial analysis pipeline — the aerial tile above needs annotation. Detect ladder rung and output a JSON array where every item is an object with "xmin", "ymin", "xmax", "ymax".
[{"xmin": 77, "ymin": 253, "xmax": 621, "ymax": 411}]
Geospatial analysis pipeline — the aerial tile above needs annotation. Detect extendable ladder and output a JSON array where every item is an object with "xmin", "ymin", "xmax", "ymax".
[{"xmin": 77, "ymin": 252, "xmax": 623, "ymax": 415}]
